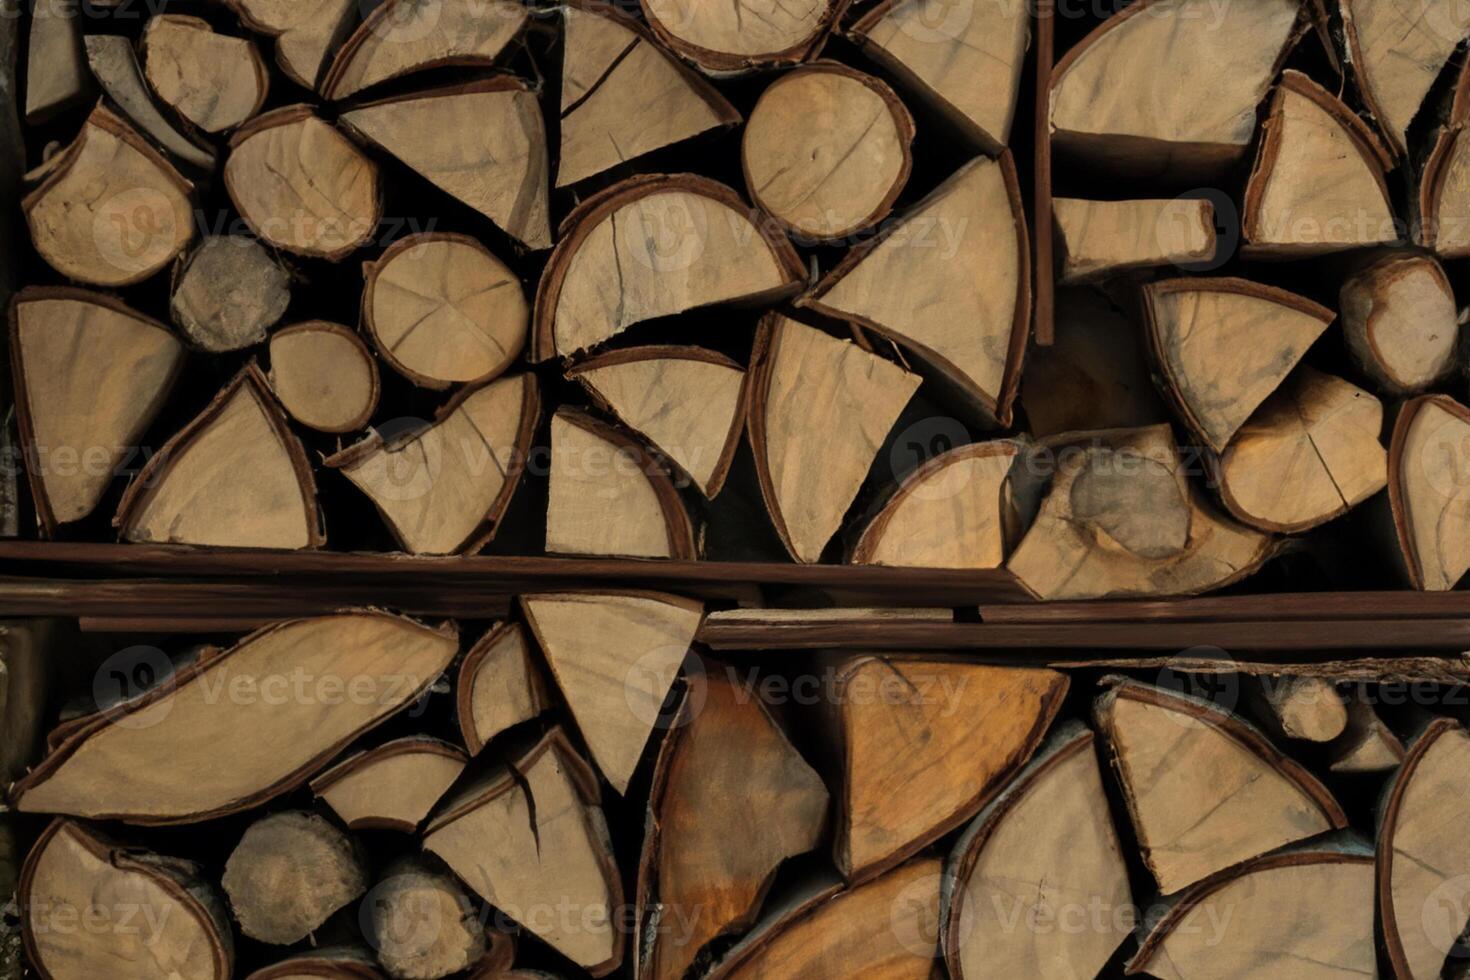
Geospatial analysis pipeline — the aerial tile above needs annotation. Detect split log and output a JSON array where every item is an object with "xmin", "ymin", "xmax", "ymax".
[
  {"xmin": 12, "ymin": 613, "xmax": 458, "ymax": 823},
  {"xmin": 742, "ymin": 62, "xmax": 913, "ymax": 240},
  {"xmin": 455, "ymin": 622, "xmax": 552, "ymax": 755},
  {"xmin": 1388, "ymin": 394, "xmax": 1470, "ymax": 590},
  {"xmin": 8, "ymin": 287, "xmax": 185, "ymax": 533},
  {"xmin": 268, "ymin": 321, "xmax": 380, "ymax": 433},
  {"xmin": 747, "ymin": 314, "xmax": 921, "ymax": 563},
  {"xmin": 1339, "ymin": 252, "xmax": 1458, "ymax": 393},
  {"xmin": 142, "ymin": 15, "xmax": 270, "ymax": 133},
  {"xmin": 116, "ymin": 362, "xmax": 323, "ymax": 550},
  {"xmin": 225, "ymin": 106, "xmax": 381, "ymax": 261},
  {"xmin": 341, "ymin": 81, "xmax": 551, "ymax": 250},
  {"xmin": 24, "ymin": 0, "xmax": 90, "ymax": 122},
  {"xmin": 520, "ymin": 591, "xmax": 703, "ymax": 794},
  {"xmin": 247, "ymin": 948, "xmax": 384, "ymax": 979},
  {"xmin": 82, "ymin": 35, "xmax": 216, "ymax": 171},
  {"xmin": 326, "ymin": 374, "xmax": 539, "ymax": 556},
  {"xmin": 942, "ymin": 722, "xmax": 1131, "ymax": 980},
  {"xmin": 221, "ymin": 810, "xmax": 368, "ymax": 945},
  {"xmin": 638, "ymin": 0, "xmax": 843, "ymax": 74},
  {"xmin": 311, "ymin": 737, "xmax": 467, "ymax": 833},
  {"xmin": 1053, "ymin": 197, "xmax": 1215, "ymax": 284},
  {"xmin": 23, "ymin": 106, "xmax": 196, "ymax": 286},
  {"xmin": 423, "ymin": 728, "xmax": 624, "ymax": 976},
  {"xmin": 1093, "ymin": 677, "xmax": 1347, "ymax": 894},
  {"xmin": 365, "ymin": 857, "xmax": 486, "ymax": 980},
  {"xmin": 1327, "ymin": 692, "xmax": 1404, "ymax": 773},
  {"xmin": 1420, "ymin": 122, "xmax": 1470, "ymax": 256},
  {"xmin": 21, "ymin": 820, "xmax": 233, "ymax": 979},
  {"xmin": 1245, "ymin": 675, "xmax": 1348, "ymax": 743},
  {"xmin": 170, "ymin": 235, "xmax": 292, "ymax": 353},
  {"xmin": 798, "ymin": 153, "xmax": 1029, "ymax": 427},
  {"xmin": 557, "ymin": 1, "xmax": 739, "ymax": 188},
  {"xmin": 227, "ymin": 0, "xmax": 356, "ymax": 90}
]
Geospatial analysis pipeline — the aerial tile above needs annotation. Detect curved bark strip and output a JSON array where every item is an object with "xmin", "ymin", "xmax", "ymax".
[
  {"xmin": 1244, "ymin": 675, "xmax": 1348, "ymax": 744},
  {"xmin": 246, "ymin": 947, "xmax": 384, "ymax": 979},
  {"xmin": 267, "ymin": 321, "xmax": 380, "ymax": 434},
  {"xmin": 83, "ymin": 34, "xmax": 217, "ymax": 171},
  {"xmin": 1054, "ymin": 197, "xmax": 1215, "ymax": 284},
  {"xmin": 228, "ymin": 0, "xmax": 356, "ymax": 90},
  {"xmin": 1343, "ymin": 0, "xmax": 1470, "ymax": 156},
  {"xmin": 170, "ymin": 235, "xmax": 292, "ymax": 353},
  {"xmin": 1419, "ymin": 123, "xmax": 1470, "ymax": 256},
  {"xmin": 1339, "ymin": 252, "xmax": 1458, "ymax": 393},
  {"xmin": 456, "ymin": 621, "xmax": 552, "ymax": 756},
  {"xmin": 310, "ymin": 736, "xmax": 468, "ymax": 832},
  {"xmin": 639, "ymin": 0, "xmax": 847, "ymax": 75},
  {"xmin": 222, "ymin": 810, "xmax": 368, "ymax": 945},
  {"xmin": 1388, "ymin": 394, "xmax": 1470, "ymax": 591},
  {"xmin": 142, "ymin": 15, "xmax": 270, "ymax": 134}
]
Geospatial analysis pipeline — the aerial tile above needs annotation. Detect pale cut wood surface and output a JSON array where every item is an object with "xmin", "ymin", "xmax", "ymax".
[
  {"xmin": 457, "ymin": 622, "xmax": 551, "ymax": 756},
  {"xmin": 1248, "ymin": 675, "xmax": 1347, "ymax": 743},
  {"xmin": 1327, "ymin": 694, "xmax": 1404, "ymax": 773},
  {"xmin": 221, "ymin": 810, "xmax": 367, "ymax": 945},
  {"xmin": 640, "ymin": 0, "xmax": 833, "ymax": 71},
  {"xmin": 367, "ymin": 858, "xmax": 486, "ymax": 979},
  {"xmin": 82, "ymin": 34, "xmax": 216, "ymax": 171},
  {"xmin": 1339, "ymin": 252, "xmax": 1457, "ymax": 393},
  {"xmin": 1392, "ymin": 396, "xmax": 1470, "ymax": 591},
  {"xmin": 1054, "ymin": 197, "xmax": 1214, "ymax": 284},
  {"xmin": 1343, "ymin": 0, "xmax": 1470, "ymax": 155},
  {"xmin": 310, "ymin": 737, "xmax": 466, "ymax": 832},
  {"xmin": 24, "ymin": 0, "xmax": 90, "ymax": 122},
  {"xmin": 228, "ymin": 0, "xmax": 355, "ymax": 89},
  {"xmin": 171, "ymin": 235, "xmax": 291, "ymax": 353},
  {"xmin": 143, "ymin": 15, "xmax": 268, "ymax": 133},
  {"xmin": 1423, "ymin": 125, "xmax": 1470, "ymax": 256},
  {"xmin": 267, "ymin": 322, "xmax": 379, "ymax": 433}
]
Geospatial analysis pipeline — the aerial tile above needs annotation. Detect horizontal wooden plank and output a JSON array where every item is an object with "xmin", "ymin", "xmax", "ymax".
[{"xmin": 978, "ymin": 591, "xmax": 1470, "ymax": 622}]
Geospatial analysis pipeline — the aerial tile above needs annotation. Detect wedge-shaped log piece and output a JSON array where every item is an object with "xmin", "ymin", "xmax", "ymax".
[
  {"xmin": 532, "ymin": 174, "xmax": 804, "ymax": 360},
  {"xmin": 545, "ymin": 409, "xmax": 696, "ymax": 560},
  {"xmin": 228, "ymin": 0, "xmax": 355, "ymax": 89},
  {"xmin": 1343, "ymin": 0, "xmax": 1470, "ymax": 156},
  {"xmin": 22, "ymin": 820, "xmax": 233, "ymax": 980},
  {"xmin": 24, "ymin": 106, "xmax": 196, "ymax": 286},
  {"xmin": 639, "ymin": 0, "xmax": 844, "ymax": 74},
  {"xmin": 1389, "ymin": 394, "xmax": 1470, "ymax": 590},
  {"xmin": 828, "ymin": 656, "xmax": 1066, "ymax": 882},
  {"xmin": 1327, "ymin": 693, "xmax": 1404, "ymax": 773},
  {"xmin": 1420, "ymin": 123, "xmax": 1470, "ymax": 256},
  {"xmin": 222, "ymin": 810, "xmax": 368, "ymax": 945},
  {"xmin": 852, "ymin": 440, "xmax": 1020, "ymax": 568},
  {"xmin": 1142, "ymin": 277, "xmax": 1333, "ymax": 453},
  {"xmin": 171, "ymin": 235, "xmax": 291, "ymax": 353},
  {"xmin": 116, "ymin": 362, "xmax": 322, "ymax": 549},
  {"xmin": 1340, "ymin": 252, "xmax": 1458, "ymax": 393},
  {"xmin": 12, "ymin": 613, "xmax": 458, "ymax": 823},
  {"xmin": 1245, "ymin": 675, "xmax": 1348, "ymax": 743},
  {"xmin": 1055, "ymin": 198, "xmax": 1215, "ymax": 284},
  {"xmin": 943, "ymin": 722, "xmax": 1130, "ymax": 980},
  {"xmin": 247, "ymin": 947, "xmax": 383, "ymax": 979},
  {"xmin": 367, "ymin": 857, "xmax": 486, "ymax": 979},
  {"xmin": 83, "ymin": 35, "xmax": 216, "ymax": 171},
  {"xmin": 521, "ymin": 591, "xmax": 703, "ymax": 794},
  {"xmin": 268, "ymin": 321, "xmax": 379, "ymax": 433},
  {"xmin": 341, "ymin": 81, "xmax": 551, "ymax": 250},
  {"xmin": 568, "ymin": 346, "xmax": 747, "ymax": 498},
  {"xmin": 558, "ymin": 2, "xmax": 739, "ymax": 187},
  {"xmin": 1093, "ymin": 678, "xmax": 1347, "ymax": 894},
  {"xmin": 1049, "ymin": 0, "xmax": 1304, "ymax": 179},
  {"xmin": 25, "ymin": 0, "xmax": 91, "ymax": 123},
  {"xmin": 748, "ymin": 315, "xmax": 920, "ymax": 563},
  {"xmin": 326, "ymin": 374, "xmax": 539, "ymax": 556},
  {"xmin": 457, "ymin": 622, "xmax": 552, "ymax": 756},
  {"xmin": 424, "ymin": 728, "xmax": 623, "ymax": 976},
  {"xmin": 9, "ymin": 288, "xmax": 185, "ymax": 534},
  {"xmin": 800, "ymin": 154, "xmax": 1029, "ymax": 427},
  {"xmin": 143, "ymin": 15, "xmax": 269, "ymax": 133},
  {"xmin": 311, "ymin": 737, "xmax": 467, "ymax": 833}
]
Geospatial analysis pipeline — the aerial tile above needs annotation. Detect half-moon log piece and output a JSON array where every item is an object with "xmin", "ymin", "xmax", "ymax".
[
  {"xmin": 24, "ymin": 105, "xmax": 196, "ymax": 286},
  {"xmin": 532, "ymin": 174, "xmax": 804, "ymax": 361},
  {"xmin": 828, "ymin": 656, "xmax": 1067, "ymax": 882},
  {"xmin": 170, "ymin": 235, "xmax": 292, "ymax": 353},
  {"xmin": 1142, "ymin": 277, "xmax": 1334, "ymax": 453},
  {"xmin": 267, "ymin": 322, "xmax": 380, "ymax": 433},
  {"xmin": 567, "ymin": 346, "xmax": 747, "ymax": 499},
  {"xmin": 456, "ymin": 622, "xmax": 552, "ymax": 756},
  {"xmin": 82, "ymin": 35, "xmax": 217, "ymax": 171},
  {"xmin": 943, "ymin": 722, "xmax": 1131, "ymax": 980},
  {"xmin": 520, "ymin": 591, "xmax": 703, "ymax": 794},
  {"xmin": 11, "ymin": 613, "xmax": 458, "ymax": 824},
  {"xmin": 115, "ymin": 362, "xmax": 323, "ymax": 550},
  {"xmin": 1327, "ymin": 693, "xmax": 1404, "ymax": 773},
  {"xmin": 142, "ymin": 15, "xmax": 270, "ymax": 133},
  {"xmin": 1420, "ymin": 122, "xmax": 1470, "ymax": 256},
  {"xmin": 225, "ymin": 106, "xmax": 381, "ymax": 261},
  {"xmin": 361, "ymin": 233, "xmax": 529, "ymax": 389},
  {"xmin": 799, "ymin": 154, "xmax": 1029, "ymax": 427},
  {"xmin": 1054, "ymin": 197, "xmax": 1215, "ymax": 284},
  {"xmin": 24, "ymin": 0, "xmax": 91, "ymax": 123},
  {"xmin": 222, "ymin": 810, "xmax": 368, "ymax": 945},
  {"xmin": 638, "ymin": 0, "xmax": 845, "ymax": 75},
  {"xmin": 247, "ymin": 947, "xmax": 384, "ymax": 979},
  {"xmin": 1093, "ymin": 677, "xmax": 1348, "ymax": 894},
  {"xmin": 1245, "ymin": 675, "xmax": 1348, "ymax": 743},
  {"xmin": 9, "ymin": 287, "xmax": 185, "ymax": 534},
  {"xmin": 1388, "ymin": 394, "xmax": 1470, "ymax": 591},
  {"xmin": 22, "ymin": 820, "xmax": 233, "ymax": 980},
  {"xmin": 341, "ymin": 81, "xmax": 551, "ymax": 250},
  {"xmin": 366, "ymin": 857, "xmax": 486, "ymax": 980},
  {"xmin": 1339, "ymin": 252, "xmax": 1458, "ymax": 393},
  {"xmin": 227, "ymin": 0, "xmax": 356, "ymax": 90},
  {"xmin": 748, "ymin": 315, "xmax": 921, "ymax": 564},
  {"xmin": 310, "ymin": 737, "xmax": 468, "ymax": 832},
  {"xmin": 742, "ymin": 62, "xmax": 913, "ymax": 241}
]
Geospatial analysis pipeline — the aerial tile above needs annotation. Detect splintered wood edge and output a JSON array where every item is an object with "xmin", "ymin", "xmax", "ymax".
[
  {"xmin": 454, "ymin": 620, "xmax": 546, "ymax": 755},
  {"xmin": 637, "ymin": 0, "xmax": 852, "ymax": 73},
  {"xmin": 268, "ymin": 321, "xmax": 381, "ymax": 433},
  {"xmin": 1386, "ymin": 394, "xmax": 1470, "ymax": 590},
  {"xmin": 1419, "ymin": 125, "xmax": 1467, "ymax": 255},
  {"xmin": 309, "ymin": 735, "xmax": 468, "ymax": 831},
  {"xmin": 529, "ymin": 173, "xmax": 806, "ymax": 362}
]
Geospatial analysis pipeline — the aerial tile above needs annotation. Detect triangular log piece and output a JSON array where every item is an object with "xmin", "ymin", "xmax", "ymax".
[
  {"xmin": 326, "ymin": 374, "xmax": 538, "ymax": 556},
  {"xmin": 1007, "ymin": 426, "xmax": 1275, "ymax": 600},
  {"xmin": 545, "ymin": 408, "xmax": 697, "ymax": 560},
  {"xmin": 1419, "ymin": 123, "xmax": 1470, "ymax": 256},
  {"xmin": 142, "ymin": 15, "xmax": 270, "ymax": 133},
  {"xmin": 520, "ymin": 591, "xmax": 703, "ymax": 794},
  {"xmin": 456, "ymin": 622, "xmax": 553, "ymax": 756},
  {"xmin": 267, "ymin": 321, "xmax": 380, "ymax": 433},
  {"xmin": 221, "ymin": 810, "xmax": 368, "ymax": 945},
  {"xmin": 742, "ymin": 62, "xmax": 914, "ymax": 241},
  {"xmin": 848, "ymin": 0, "xmax": 1029, "ymax": 152},
  {"xmin": 638, "ymin": 0, "xmax": 845, "ymax": 75},
  {"xmin": 22, "ymin": 820, "xmax": 233, "ymax": 979},
  {"xmin": 9, "ymin": 287, "xmax": 185, "ymax": 534},
  {"xmin": 1327, "ymin": 692, "xmax": 1404, "ymax": 773},
  {"xmin": 423, "ymin": 728, "xmax": 624, "ymax": 977},
  {"xmin": 1127, "ymin": 837, "xmax": 1376, "ymax": 978},
  {"xmin": 1212, "ymin": 368, "xmax": 1387, "ymax": 534},
  {"xmin": 1339, "ymin": 252, "xmax": 1458, "ymax": 393},
  {"xmin": 827, "ymin": 656, "xmax": 1067, "ymax": 882},
  {"xmin": 115, "ymin": 362, "xmax": 323, "ymax": 550},
  {"xmin": 322, "ymin": 0, "xmax": 529, "ymax": 100},
  {"xmin": 246, "ymin": 947, "xmax": 384, "ymax": 979},
  {"xmin": 1142, "ymin": 277, "xmax": 1334, "ymax": 453},
  {"xmin": 82, "ymin": 34, "xmax": 217, "ymax": 171},
  {"xmin": 798, "ymin": 154, "xmax": 1029, "ymax": 427},
  {"xmin": 170, "ymin": 235, "xmax": 292, "ymax": 353},
  {"xmin": 366, "ymin": 857, "xmax": 487, "ymax": 979},
  {"xmin": 1049, "ymin": 0, "xmax": 1305, "ymax": 179},
  {"xmin": 24, "ymin": 0, "xmax": 91, "ymax": 123},
  {"xmin": 1054, "ymin": 197, "xmax": 1216, "ymax": 284},
  {"xmin": 341, "ymin": 81, "xmax": 551, "ymax": 250},
  {"xmin": 1093, "ymin": 677, "xmax": 1348, "ymax": 894},
  {"xmin": 226, "ymin": 0, "xmax": 356, "ymax": 90},
  {"xmin": 1244, "ymin": 675, "xmax": 1348, "ymax": 743},
  {"xmin": 851, "ymin": 440, "xmax": 1021, "ymax": 568},
  {"xmin": 943, "ymin": 722, "xmax": 1131, "ymax": 980},
  {"xmin": 1388, "ymin": 394, "xmax": 1470, "ymax": 590},
  {"xmin": 310, "ymin": 737, "xmax": 468, "ymax": 833},
  {"xmin": 557, "ymin": 1, "xmax": 739, "ymax": 188},
  {"xmin": 12, "ymin": 613, "xmax": 458, "ymax": 823},
  {"xmin": 747, "ymin": 315, "xmax": 921, "ymax": 564},
  {"xmin": 23, "ymin": 105, "xmax": 196, "ymax": 286},
  {"xmin": 532, "ymin": 174, "xmax": 804, "ymax": 361},
  {"xmin": 1243, "ymin": 70, "xmax": 1397, "ymax": 257},
  {"xmin": 634, "ymin": 669, "xmax": 829, "ymax": 980},
  {"xmin": 224, "ymin": 106, "xmax": 381, "ymax": 261}
]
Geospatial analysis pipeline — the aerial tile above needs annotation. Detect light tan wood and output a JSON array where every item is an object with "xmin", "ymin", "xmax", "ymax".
[
  {"xmin": 311, "ymin": 737, "xmax": 467, "ymax": 833},
  {"xmin": 456, "ymin": 622, "xmax": 552, "ymax": 756},
  {"xmin": 1343, "ymin": 0, "xmax": 1470, "ymax": 156},
  {"xmin": 228, "ymin": 0, "xmax": 355, "ymax": 89},
  {"xmin": 268, "ymin": 321, "xmax": 380, "ymax": 433},
  {"xmin": 82, "ymin": 35, "xmax": 216, "ymax": 171},
  {"xmin": 367, "ymin": 857, "xmax": 486, "ymax": 980},
  {"xmin": 246, "ymin": 947, "xmax": 384, "ymax": 979},
  {"xmin": 1339, "ymin": 252, "xmax": 1458, "ymax": 393},
  {"xmin": 143, "ymin": 15, "xmax": 269, "ymax": 133},
  {"xmin": 1054, "ymin": 197, "xmax": 1215, "ymax": 284},
  {"xmin": 638, "ymin": 0, "xmax": 843, "ymax": 74},
  {"xmin": 170, "ymin": 235, "xmax": 291, "ymax": 353},
  {"xmin": 1246, "ymin": 675, "xmax": 1348, "ymax": 743},
  {"xmin": 520, "ymin": 591, "xmax": 703, "ymax": 794},
  {"xmin": 1327, "ymin": 693, "xmax": 1404, "ymax": 773},
  {"xmin": 1421, "ymin": 123, "xmax": 1470, "ymax": 256},
  {"xmin": 222, "ymin": 810, "xmax": 367, "ymax": 945},
  {"xmin": 1389, "ymin": 395, "xmax": 1470, "ymax": 590},
  {"xmin": 24, "ymin": 0, "xmax": 90, "ymax": 122}
]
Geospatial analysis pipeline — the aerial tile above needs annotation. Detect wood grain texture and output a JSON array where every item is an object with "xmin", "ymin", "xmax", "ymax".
[
  {"xmin": 222, "ymin": 810, "xmax": 367, "ymax": 945},
  {"xmin": 82, "ymin": 34, "xmax": 215, "ymax": 170},
  {"xmin": 455, "ymin": 622, "xmax": 551, "ymax": 756},
  {"xmin": 267, "ymin": 321, "xmax": 379, "ymax": 433},
  {"xmin": 1388, "ymin": 395, "xmax": 1470, "ymax": 591},
  {"xmin": 142, "ymin": 15, "xmax": 268, "ymax": 133},
  {"xmin": 1054, "ymin": 197, "xmax": 1214, "ymax": 284},
  {"xmin": 310, "ymin": 737, "xmax": 466, "ymax": 833},
  {"xmin": 1339, "ymin": 252, "xmax": 1457, "ymax": 393},
  {"xmin": 227, "ymin": 0, "xmax": 355, "ymax": 89},
  {"xmin": 639, "ymin": 0, "xmax": 846, "ymax": 74},
  {"xmin": 170, "ymin": 235, "xmax": 290, "ymax": 353}
]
